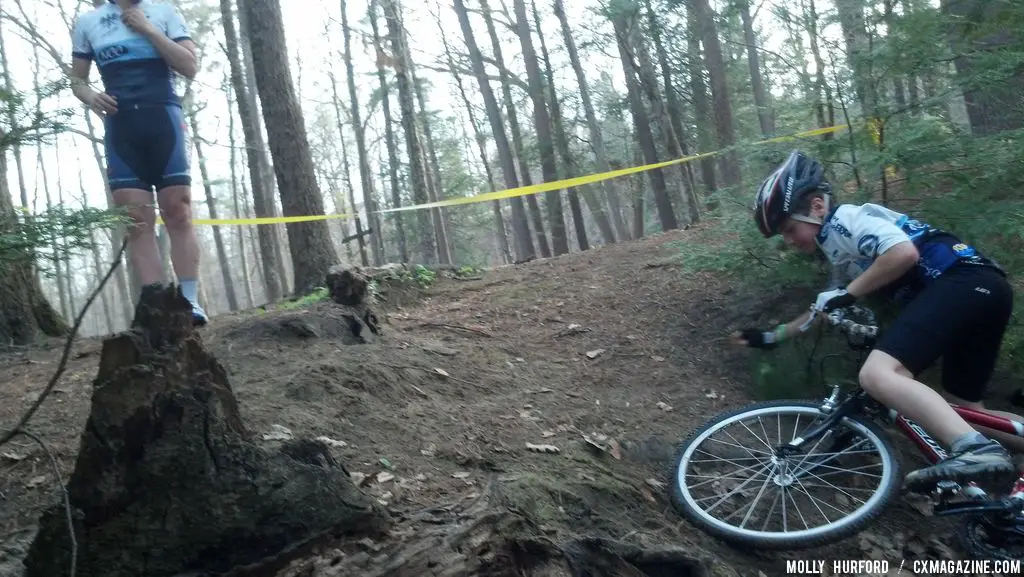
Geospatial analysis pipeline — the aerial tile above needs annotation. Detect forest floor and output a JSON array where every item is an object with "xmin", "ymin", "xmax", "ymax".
[{"xmin": 1, "ymin": 223, "xmax": 1019, "ymax": 576}]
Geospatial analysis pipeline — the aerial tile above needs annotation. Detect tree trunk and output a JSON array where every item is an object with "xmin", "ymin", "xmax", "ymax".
[
  {"xmin": 382, "ymin": 0, "xmax": 437, "ymax": 264},
  {"xmin": 803, "ymin": 0, "xmax": 836, "ymax": 134},
  {"xmin": 553, "ymin": 0, "xmax": 627, "ymax": 241},
  {"xmin": 835, "ymin": 0, "xmax": 876, "ymax": 116},
  {"xmin": 940, "ymin": 0, "xmax": 1024, "ymax": 135},
  {"xmin": 412, "ymin": 68, "xmax": 455, "ymax": 265},
  {"xmin": 644, "ymin": 0, "xmax": 700, "ymax": 224},
  {"xmin": 685, "ymin": 5, "xmax": 718, "ymax": 197},
  {"xmin": 369, "ymin": 3, "xmax": 409, "ymax": 263},
  {"xmin": 612, "ymin": 10, "xmax": 678, "ymax": 233},
  {"xmin": 241, "ymin": 0, "xmax": 340, "ymax": 295},
  {"xmin": 237, "ymin": 0, "xmax": 291, "ymax": 294},
  {"xmin": 692, "ymin": 0, "xmax": 741, "ymax": 190},
  {"xmin": 479, "ymin": 0, "xmax": 550, "ymax": 258},
  {"xmin": 340, "ymin": 0, "xmax": 385, "ymax": 266},
  {"xmin": 437, "ymin": 12, "xmax": 512, "ymax": 263},
  {"xmin": 533, "ymin": 0, "xmax": 614, "ymax": 247},
  {"xmin": 227, "ymin": 93, "xmax": 255, "ymax": 309},
  {"xmin": 187, "ymin": 106, "xmax": 240, "ymax": 312},
  {"xmin": 0, "ymin": 129, "xmax": 69, "ymax": 345},
  {"xmin": 738, "ymin": 0, "xmax": 775, "ymax": 136},
  {"xmin": 453, "ymin": 0, "xmax": 535, "ymax": 261},
  {"xmin": 220, "ymin": 0, "xmax": 285, "ymax": 302},
  {"xmin": 327, "ymin": 66, "xmax": 369, "ymax": 267},
  {"xmin": 513, "ymin": 0, "xmax": 569, "ymax": 255}
]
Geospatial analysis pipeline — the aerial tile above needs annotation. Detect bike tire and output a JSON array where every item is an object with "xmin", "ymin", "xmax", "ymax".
[{"xmin": 669, "ymin": 399, "xmax": 902, "ymax": 550}]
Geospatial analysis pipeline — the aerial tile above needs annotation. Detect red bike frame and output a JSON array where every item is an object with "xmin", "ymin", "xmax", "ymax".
[{"xmin": 892, "ymin": 404, "xmax": 1024, "ymax": 464}]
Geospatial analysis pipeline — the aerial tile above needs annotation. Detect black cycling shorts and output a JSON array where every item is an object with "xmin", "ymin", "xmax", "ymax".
[
  {"xmin": 103, "ymin": 103, "xmax": 191, "ymax": 192},
  {"xmin": 875, "ymin": 263, "xmax": 1013, "ymax": 402}
]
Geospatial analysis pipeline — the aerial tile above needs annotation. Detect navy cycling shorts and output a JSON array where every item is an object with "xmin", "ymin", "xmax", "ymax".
[
  {"xmin": 104, "ymin": 103, "xmax": 191, "ymax": 192},
  {"xmin": 875, "ymin": 263, "xmax": 1013, "ymax": 402}
]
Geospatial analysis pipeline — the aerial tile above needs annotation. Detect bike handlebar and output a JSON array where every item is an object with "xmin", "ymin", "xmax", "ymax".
[{"xmin": 800, "ymin": 304, "xmax": 880, "ymax": 338}]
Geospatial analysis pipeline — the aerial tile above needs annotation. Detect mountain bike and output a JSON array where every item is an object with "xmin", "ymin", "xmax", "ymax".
[{"xmin": 669, "ymin": 305, "xmax": 1024, "ymax": 560}]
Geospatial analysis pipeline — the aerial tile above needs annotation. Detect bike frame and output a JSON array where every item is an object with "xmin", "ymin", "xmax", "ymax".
[{"xmin": 891, "ymin": 404, "xmax": 1024, "ymax": 464}]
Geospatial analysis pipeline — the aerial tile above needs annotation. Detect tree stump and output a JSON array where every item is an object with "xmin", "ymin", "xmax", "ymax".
[
  {"xmin": 23, "ymin": 284, "xmax": 389, "ymax": 577},
  {"xmin": 324, "ymin": 265, "xmax": 380, "ymax": 342}
]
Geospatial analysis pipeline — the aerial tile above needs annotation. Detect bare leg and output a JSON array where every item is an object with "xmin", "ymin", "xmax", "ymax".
[
  {"xmin": 156, "ymin": 185, "xmax": 199, "ymax": 280},
  {"xmin": 859, "ymin": 350, "xmax": 1015, "ymax": 488},
  {"xmin": 942, "ymin": 392, "xmax": 1024, "ymax": 455},
  {"xmin": 113, "ymin": 188, "xmax": 164, "ymax": 286},
  {"xmin": 859, "ymin": 350, "xmax": 975, "ymax": 446}
]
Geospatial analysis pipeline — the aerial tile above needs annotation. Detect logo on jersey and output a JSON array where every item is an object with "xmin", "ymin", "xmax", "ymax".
[
  {"xmin": 97, "ymin": 44, "xmax": 128, "ymax": 63},
  {"xmin": 100, "ymin": 13, "xmax": 120, "ymax": 30},
  {"xmin": 952, "ymin": 243, "xmax": 976, "ymax": 257},
  {"xmin": 857, "ymin": 234, "xmax": 880, "ymax": 258}
]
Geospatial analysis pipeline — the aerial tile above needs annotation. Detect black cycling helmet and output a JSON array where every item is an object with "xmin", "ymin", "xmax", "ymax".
[{"xmin": 753, "ymin": 150, "xmax": 829, "ymax": 238}]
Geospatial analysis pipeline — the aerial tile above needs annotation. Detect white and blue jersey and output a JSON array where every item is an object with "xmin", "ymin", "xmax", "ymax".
[
  {"xmin": 817, "ymin": 203, "xmax": 1003, "ymax": 302},
  {"xmin": 72, "ymin": 0, "xmax": 192, "ymax": 191},
  {"xmin": 71, "ymin": 0, "xmax": 190, "ymax": 108}
]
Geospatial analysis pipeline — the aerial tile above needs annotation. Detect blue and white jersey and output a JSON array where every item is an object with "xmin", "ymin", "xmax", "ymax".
[
  {"xmin": 817, "ymin": 202, "xmax": 1001, "ymax": 301},
  {"xmin": 71, "ymin": 0, "xmax": 191, "ymax": 107}
]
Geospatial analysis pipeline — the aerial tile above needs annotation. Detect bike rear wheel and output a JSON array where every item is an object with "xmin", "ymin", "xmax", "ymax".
[{"xmin": 670, "ymin": 400, "xmax": 902, "ymax": 549}]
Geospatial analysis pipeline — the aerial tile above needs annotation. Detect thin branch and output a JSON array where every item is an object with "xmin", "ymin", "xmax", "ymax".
[{"xmin": 16, "ymin": 428, "xmax": 77, "ymax": 577}]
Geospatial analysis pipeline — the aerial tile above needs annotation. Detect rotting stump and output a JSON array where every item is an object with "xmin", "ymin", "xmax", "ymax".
[{"xmin": 22, "ymin": 284, "xmax": 389, "ymax": 577}]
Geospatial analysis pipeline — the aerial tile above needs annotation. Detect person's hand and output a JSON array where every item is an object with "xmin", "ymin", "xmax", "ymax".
[
  {"xmin": 122, "ymin": 8, "xmax": 159, "ymax": 37},
  {"xmin": 813, "ymin": 287, "xmax": 856, "ymax": 312},
  {"xmin": 730, "ymin": 328, "xmax": 780, "ymax": 350},
  {"xmin": 86, "ymin": 91, "xmax": 118, "ymax": 116}
]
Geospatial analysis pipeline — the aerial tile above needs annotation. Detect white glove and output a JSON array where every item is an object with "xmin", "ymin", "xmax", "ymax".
[{"xmin": 814, "ymin": 287, "xmax": 856, "ymax": 312}]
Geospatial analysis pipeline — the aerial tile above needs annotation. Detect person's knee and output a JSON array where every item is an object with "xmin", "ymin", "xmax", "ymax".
[
  {"xmin": 158, "ymin": 186, "xmax": 193, "ymax": 229},
  {"xmin": 858, "ymin": 350, "xmax": 910, "ymax": 396},
  {"xmin": 113, "ymin": 193, "xmax": 157, "ymax": 237}
]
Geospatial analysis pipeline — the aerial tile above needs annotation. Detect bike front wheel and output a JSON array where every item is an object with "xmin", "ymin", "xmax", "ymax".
[{"xmin": 670, "ymin": 400, "xmax": 902, "ymax": 550}]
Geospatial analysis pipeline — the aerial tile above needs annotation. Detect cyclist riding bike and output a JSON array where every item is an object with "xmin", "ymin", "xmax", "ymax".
[
  {"xmin": 734, "ymin": 150, "xmax": 1022, "ymax": 491},
  {"xmin": 69, "ymin": 0, "xmax": 207, "ymax": 325}
]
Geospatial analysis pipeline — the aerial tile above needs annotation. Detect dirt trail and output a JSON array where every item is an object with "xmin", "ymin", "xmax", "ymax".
[{"xmin": 0, "ymin": 226, "xmax": 982, "ymax": 576}]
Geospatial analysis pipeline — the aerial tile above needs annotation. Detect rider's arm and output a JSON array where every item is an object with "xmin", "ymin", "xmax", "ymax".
[
  {"xmin": 69, "ymin": 58, "xmax": 96, "ymax": 105},
  {"xmin": 138, "ymin": 5, "xmax": 198, "ymax": 79},
  {"xmin": 846, "ymin": 240, "xmax": 919, "ymax": 298},
  {"xmin": 142, "ymin": 31, "xmax": 198, "ymax": 79},
  {"xmin": 69, "ymin": 19, "xmax": 95, "ymax": 105}
]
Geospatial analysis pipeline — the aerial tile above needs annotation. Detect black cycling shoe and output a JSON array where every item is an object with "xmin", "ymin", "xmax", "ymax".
[{"xmin": 904, "ymin": 441, "xmax": 1017, "ymax": 493}]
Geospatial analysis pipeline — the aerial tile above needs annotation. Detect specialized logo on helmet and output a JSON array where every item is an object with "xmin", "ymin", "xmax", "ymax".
[{"xmin": 783, "ymin": 176, "xmax": 793, "ymax": 212}]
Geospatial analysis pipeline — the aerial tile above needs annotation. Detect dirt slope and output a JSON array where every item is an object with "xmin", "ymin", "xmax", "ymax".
[{"xmin": 0, "ymin": 226, "xmax": 986, "ymax": 576}]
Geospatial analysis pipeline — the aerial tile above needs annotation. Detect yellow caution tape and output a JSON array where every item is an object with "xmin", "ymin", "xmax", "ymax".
[{"xmin": 159, "ymin": 123, "xmax": 850, "ymax": 226}]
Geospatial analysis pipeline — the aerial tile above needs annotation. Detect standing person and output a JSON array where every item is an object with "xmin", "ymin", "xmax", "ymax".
[
  {"xmin": 735, "ymin": 150, "xmax": 1020, "ymax": 491},
  {"xmin": 69, "ymin": 0, "xmax": 208, "ymax": 325}
]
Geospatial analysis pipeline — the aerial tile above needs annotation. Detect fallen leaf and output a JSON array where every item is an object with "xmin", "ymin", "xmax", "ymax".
[
  {"xmin": 452, "ymin": 471, "xmax": 471, "ymax": 479},
  {"xmin": 646, "ymin": 478, "xmax": 666, "ymax": 490},
  {"xmin": 420, "ymin": 444, "xmax": 437, "ymax": 457},
  {"xmin": 378, "ymin": 457, "xmax": 395, "ymax": 469},
  {"xmin": 704, "ymin": 390, "xmax": 720, "ymax": 399},
  {"xmin": 2, "ymin": 451, "xmax": 27, "ymax": 461},
  {"xmin": 377, "ymin": 490, "xmax": 393, "ymax": 506},
  {"xmin": 349, "ymin": 472, "xmax": 368, "ymax": 486},
  {"xmin": 526, "ymin": 443, "xmax": 560, "ymax": 454},
  {"xmin": 541, "ymin": 431, "xmax": 556, "ymax": 438},
  {"xmin": 25, "ymin": 475, "xmax": 47, "ymax": 488},
  {"xmin": 434, "ymin": 367, "xmax": 450, "ymax": 377},
  {"xmin": 262, "ymin": 424, "xmax": 293, "ymax": 441},
  {"xmin": 656, "ymin": 401, "xmax": 674, "ymax": 412},
  {"xmin": 315, "ymin": 435, "xmax": 348, "ymax": 448},
  {"xmin": 376, "ymin": 472, "xmax": 395, "ymax": 484},
  {"xmin": 414, "ymin": 473, "xmax": 427, "ymax": 482},
  {"xmin": 651, "ymin": 355, "xmax": 666, "ymax": 362},
  {"xmin": 585, "ymin": 348, "xmax": 605, "ymax": 359},
  {"xmin": 498, "ymin": 473, "xmax": 521, "ymax": 482}
]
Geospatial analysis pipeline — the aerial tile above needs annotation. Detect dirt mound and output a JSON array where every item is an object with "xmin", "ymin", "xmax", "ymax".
[{"xmin": 0, "ymin": 227, "xmax": 995, "ymax": 576}]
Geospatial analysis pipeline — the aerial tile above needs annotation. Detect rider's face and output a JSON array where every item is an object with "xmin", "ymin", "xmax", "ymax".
[{"xmin": 780, "ymin": 219, "xmax": 820, "ymax": 254}]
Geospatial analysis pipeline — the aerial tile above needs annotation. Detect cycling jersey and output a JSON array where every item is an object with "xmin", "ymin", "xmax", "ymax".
[
  {"xmin": 817, "ymin": 203, "xmax": 1003, "ymax": 303},
  {"xmin": 71, "ymin": 0, "xmax": 190, "ymax": 108},
  {"xmin": 72, "ymin": 1, "xmax": 191, "ymax": 191}
]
